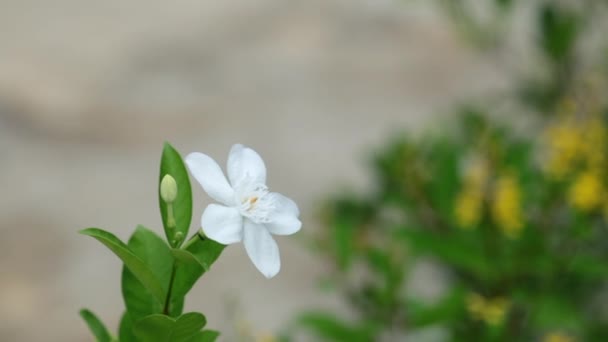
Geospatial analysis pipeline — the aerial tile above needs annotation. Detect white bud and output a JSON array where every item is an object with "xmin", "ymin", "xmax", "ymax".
[{"xmin": 160, "ymin": 174, "xmax": 178, "ymax": 203}]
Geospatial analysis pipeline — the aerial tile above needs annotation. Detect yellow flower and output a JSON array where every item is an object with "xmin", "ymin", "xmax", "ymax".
[
  {"xmin": 582, "ymin": 117, "xmax": 606, "ymax": 170},
  {"xmin": 466, "ymin": 293, "xmax": 486, "ymax": 320},
  {"xmin": 492, "ymin": 174, "xmax": 524, "ymax": 238},
  {"xmin": 455, "ymin": 188, "xmax": 483, "ymax": 229},
  {"xmin": 568, "ymin": 170, "xmax": 603, "ymax": 212},
  {"xmin": 454, "ymin": 156, "xmax": 489, "ymax": 229},
  {"xmin": 544, "ymin": 121, "xmax": 582, "ymax": 179},
  {"xmin": 466, "ymin": 293, "xmax": 510, "ymax": 326},
  {"xmin": 483, "ymin": 297, "xmax": 510, "ymax": 326},
  {"xmin": 543, "ymin": 332, "xmax": 574, "ymax": 342},
  {"xmin": 543, "ymin": 112, "xmax": 608, "ymax": 180}
]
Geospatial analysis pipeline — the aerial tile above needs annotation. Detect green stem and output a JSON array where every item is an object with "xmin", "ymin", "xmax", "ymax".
[
  {"xmin": 163, "ymin": 230, "xmax": 205, "ymax": 314},
  {"xmin": 167, "ymin": 203, "xmax": 176, "ymax": 230},
  {"xmin": 163, "ymin": 262, "xmax": 177, "ymax": 315},
  {"xmin": 181, "ymin": 231, "xmax": 205, "ymax": 250},
  {"xmin": 163, "ymin": 231, "xmax": 205, "ymax": 315}
]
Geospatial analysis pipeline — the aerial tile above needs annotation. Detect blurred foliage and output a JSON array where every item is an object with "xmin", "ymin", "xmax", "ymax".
[
  {"xmin": 285, "ymin": 1, "xmax": 608, "ymax": 341},
  {"xmin": 288, "ymin": 104, "xmax": 608, "ymax": 341},
  {"xmin": 439, "ymin": 0, "xmax": 608, "ymax": 113}
]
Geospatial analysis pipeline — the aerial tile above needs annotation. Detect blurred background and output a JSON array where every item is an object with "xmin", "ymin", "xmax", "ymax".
[{"xmin": 1, "ymin": 0, "xmax": 606, "ymax": 341}]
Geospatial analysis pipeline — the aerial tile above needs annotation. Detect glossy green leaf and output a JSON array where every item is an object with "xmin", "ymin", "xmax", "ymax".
[
  {"xmin": 169, "ymin": 249, "xmax": 205, "ymax": 313},
  {"xmin": 171, "ymin": 249, "xmax": 207, "ymax": 270},
  {"xmin": 172, "ymin": 234, "xmax": 225, "ymax": 303},
  {"xmin": 79, "ymin": 309, "xmax": 113, "ymax": 342},
  {"xmin": 133, "ymin": 312, "xmax": 207, "ymax": 342},
  {"xmin": 79, "ymin": 228, "xmax": 165, "ymax": 304},
  {"xmin": 118, "ymin": 312, "xmax": 137, "ymax": 342},
  {"xmin": 185, "ymin": 235, "xmax": 225, "ymax": 269},
  {"xmin": 159, "ymin": 142, "xmax": 193, "ymax": 248},
  {"xmin": 121, "ymin": 267, "xmax": 160, "ymax": 323},
  {"xmin": 121, "ymin": 226, "xmax": 175, "ymax": 320}
]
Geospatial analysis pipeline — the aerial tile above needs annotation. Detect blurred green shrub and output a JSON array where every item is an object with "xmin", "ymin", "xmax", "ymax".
[
  {"xmin": 439, "ymin": 0, "xmax": 607, "ymax": 112},
  {"xmin": 288, "ymin": 101, "xmax": 608, "ymax": 341},
  {"xmin": 282, "ymin": 2, "xmax": 608, "ymax": 341}
]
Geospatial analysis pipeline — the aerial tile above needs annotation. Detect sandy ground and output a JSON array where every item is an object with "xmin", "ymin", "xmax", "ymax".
[{"xmin": 0, "ymin": 0, "xmax": 510, "ymax": 340}]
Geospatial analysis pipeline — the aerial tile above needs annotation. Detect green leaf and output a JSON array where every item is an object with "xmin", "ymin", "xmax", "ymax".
[
  {"xmin": 172, "ymin": 235, "xmax": 225, "ymax": 303},
  {"xmin": 529, "ymin": 295, "xmax": 584, "ymax": 332},
  {"xmin": 333, "ymin": 219, "xmax": 355, "ymax": 270},
  {"xmin": 133, "ymin": 312, "xmax": 207, "ymax": 342},
  {"xmin": 427, "ymin": 139, "xmax": 460, "ymax": 219},
  {"xmin": 160, "ymin": 142, "xmax": 193, "ymax": 248},
  {"xmin": 79, "ymin": 228, "xmax": 166, "ymax": 304},
  {"xmin": 79, "ymin": 309, "xmax": 113, "ymax": 342},
  {"xmin": 568, "ymin": 255, "xmax": 608, "ymax": 278},
  {"xmin": 398, "ymin": 228, "xmax": 493, "ymax": 277},
  {"xmin": 184, "ymin": 234, "xmax": 225, "ymax": 270},
  {"xmin": 121, "ymin": 226, "xmax": 175, "ymax": 320},
  {"xmin": 128, "ymin": 226, "xmax": 174, "ymax": 287},
  {"xmin": 185, "ymin": 330, "xmax": 220, "ymax": 342},
  {"xmin": 171, "ymin": 249, "xmax": 207, "ymax": 270},
  {"xmin": 407, "ymin": 288, "xmax": 466, "ymax": 328},
  {"xmin": 121, "ymin": 268, "xmax": 161, "ymax": 322},
  {"xmin": 324, "ymin": 196, "xmax": 374, "ymax": 270},
  {"xmin": 168, "ymin": 249, "xmax": 206, "ymax": 316},
  {"xmin": 119, "ymin": 312, "xmax": 137, "ymax": 342}
]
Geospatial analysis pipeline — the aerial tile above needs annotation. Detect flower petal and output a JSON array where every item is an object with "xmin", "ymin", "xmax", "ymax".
[
  {"xmin": 201, "ymin": 204, "xmax": 243, "ymax": 244},
  {"xmin": 265, "ymin": 192, "xmax": 301, "ymax": 235},
  {"xmin": 268, "ymin": 192, "xmax": 300, "ymax": 217},
  {"xmin": 243, "ymin": 220, "xmax": 280, "ymax": 278},
  {"xmin": 227, "ymin": 144, "xmax": 267, "ymax": 186},
  {"xmin": 266, "ymin": 214, "xmax": 302, "ymax": 236},
  {"xmin": 186, "ymin": 152, "xmax": 235, "ymax": 205}
]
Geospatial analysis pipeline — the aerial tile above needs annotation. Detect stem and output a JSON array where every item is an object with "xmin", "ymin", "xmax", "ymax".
[
  {"xmin": 167, "ymin": 203, "xmax": 176, "ymax": 229},
  {"xmin": 163, "ymin": 231, "xmax": 205, "ymax": 315},
  {"xmin": 163, "ymin": 262, "xmax": 177, "ymax": 315},
  {"xmin": 181, "ymin": 231, "xmax": 205, "ymax": 250},
  {"xmin": 163, "ymin": 231, "xmax": 205, "ymax": 314}
]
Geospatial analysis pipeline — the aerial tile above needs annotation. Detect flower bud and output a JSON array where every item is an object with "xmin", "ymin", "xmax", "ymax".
[{"xmin": 160, "ymin": 174, "xmax": 178, "ymax": 203}]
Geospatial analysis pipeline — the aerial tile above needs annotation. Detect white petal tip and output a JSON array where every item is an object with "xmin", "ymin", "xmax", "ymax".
[
  {"xmin": 184, "ymin": 152, "xmax": 198, "ymax": 163},
  {"xmin": 262, "ymin": 269, "xmax": 280, "ymax": 279},
  {"xmin": 253, "ymin": 258, "xmax": 280, "ymax": 279}
]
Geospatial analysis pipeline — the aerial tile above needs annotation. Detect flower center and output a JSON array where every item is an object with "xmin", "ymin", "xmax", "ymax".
[{"xmin": 234, "ymin": 179, "xmax": 275, "ymax": 223}]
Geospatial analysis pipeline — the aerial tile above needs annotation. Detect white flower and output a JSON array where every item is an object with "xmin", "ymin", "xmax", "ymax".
[{"xmin": 185, "ymin": 144, "xmax": 302, "ymax": 278}]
